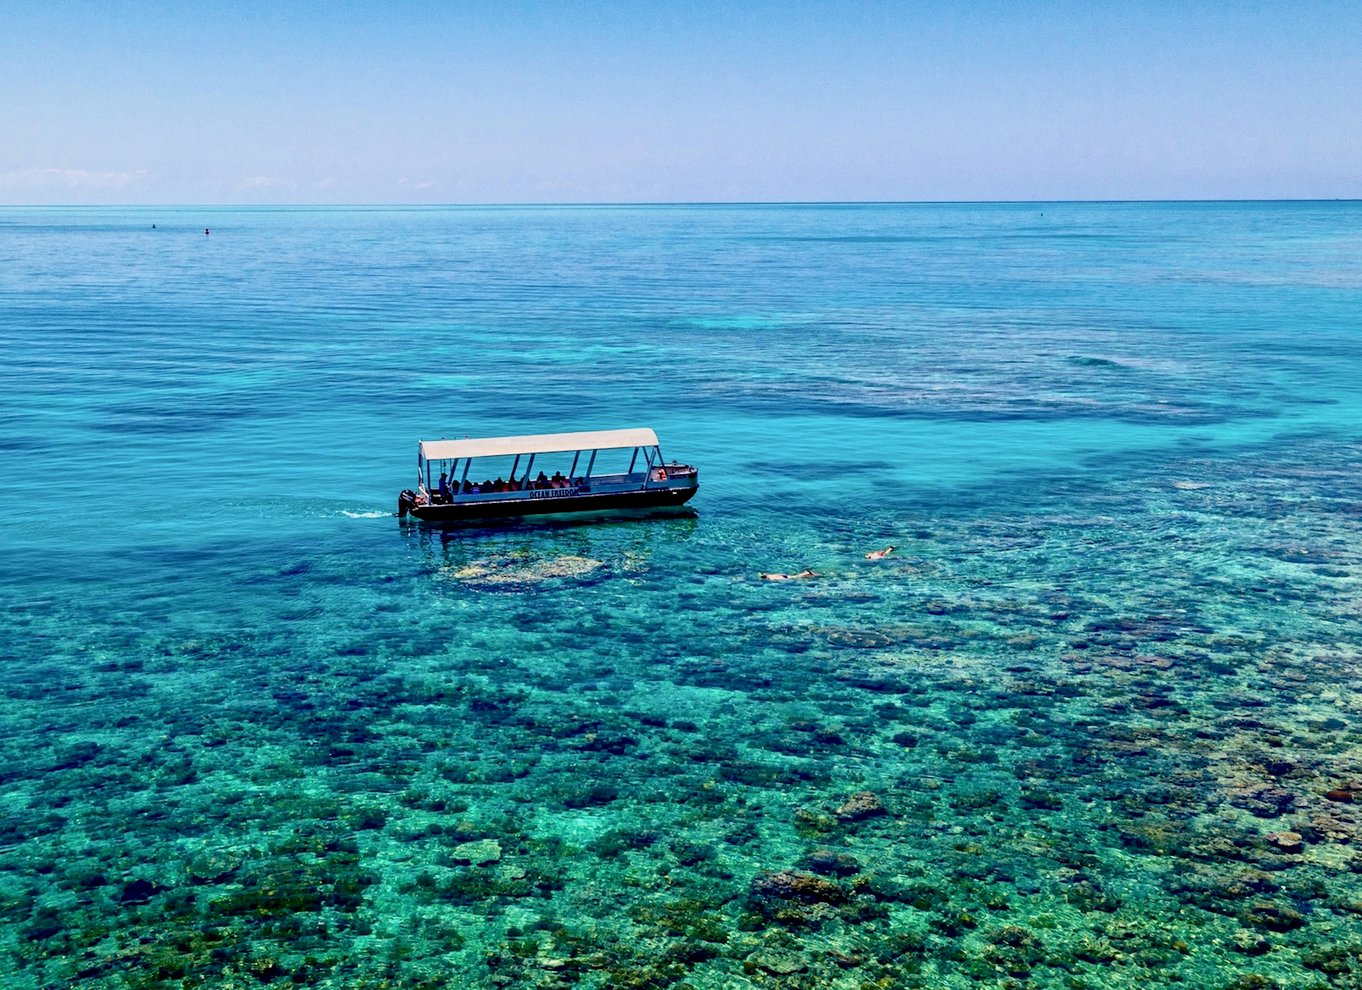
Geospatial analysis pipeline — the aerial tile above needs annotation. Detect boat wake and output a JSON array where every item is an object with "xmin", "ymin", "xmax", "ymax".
[{"xmin": 340, "ymin": 509, "xmax": 391, "ymax": 519}]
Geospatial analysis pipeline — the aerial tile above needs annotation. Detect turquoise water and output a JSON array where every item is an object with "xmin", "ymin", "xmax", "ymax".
[{"xmin": 2, "ymin": 203, "xmax": 1361, "ymax": 989}]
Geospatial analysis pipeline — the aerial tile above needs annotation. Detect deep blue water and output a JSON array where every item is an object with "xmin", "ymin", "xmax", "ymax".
[{"xmin": 2, "ymin": 203, "xmax": 1361, "ymax": 988}]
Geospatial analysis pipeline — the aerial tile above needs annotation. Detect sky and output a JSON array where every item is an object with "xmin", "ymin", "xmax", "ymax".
[{"xmin": 2, "ymin": 0, "xmax": 1359, "ymax": 204}]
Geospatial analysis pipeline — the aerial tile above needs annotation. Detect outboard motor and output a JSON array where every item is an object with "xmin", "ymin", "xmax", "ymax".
[{"xmin": 398, "ymin": 489, "xmax": 418, "ymax": 518}]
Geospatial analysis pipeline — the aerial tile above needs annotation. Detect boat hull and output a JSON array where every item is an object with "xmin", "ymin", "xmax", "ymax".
[{"xmin": 407, "ymin": 484, "xmax": 697, "ymax": 524}]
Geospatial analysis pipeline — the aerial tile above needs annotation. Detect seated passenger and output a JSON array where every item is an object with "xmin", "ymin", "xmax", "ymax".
[
  {"xmin": 536, "ymin": 470, "xmax": 549, "ymax": 489},
  {"xmin": 462, "ymin": 480, "xmax": 473, "ymax": 494},
  {"xmin": 493, "ymin": 477, "xmax": 506, "ymax": 492}
]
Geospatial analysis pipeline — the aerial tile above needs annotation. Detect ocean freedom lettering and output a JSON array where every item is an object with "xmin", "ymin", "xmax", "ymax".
[{"xmin": 529, "ymin": 488, "xmax": 582, "ymax": 499}]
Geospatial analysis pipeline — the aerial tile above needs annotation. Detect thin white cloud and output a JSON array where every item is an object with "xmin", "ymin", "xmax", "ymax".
[{"xmin": 0, "ymin": 167, "xmax": 148, "ymax": 190}]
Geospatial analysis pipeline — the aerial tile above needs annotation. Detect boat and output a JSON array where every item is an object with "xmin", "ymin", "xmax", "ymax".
[{"xmin": 397, "ymin": 427, "xmax": 699, "ymax": 523}]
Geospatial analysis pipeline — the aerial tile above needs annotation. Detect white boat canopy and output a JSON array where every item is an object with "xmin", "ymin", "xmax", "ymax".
[{"xmin": 419, "ymin": 428, "xmax": 660, "ymax": 462}]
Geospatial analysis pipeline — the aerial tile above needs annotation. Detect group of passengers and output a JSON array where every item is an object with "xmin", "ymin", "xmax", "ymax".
[{"xmin": 435, "ymin": 469, "xmax": 576, "ymax": 501}]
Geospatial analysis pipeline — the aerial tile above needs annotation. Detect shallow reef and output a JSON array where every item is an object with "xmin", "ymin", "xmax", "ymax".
[{"xmin": 3, "ymin": 440, "xmax": 1362, "ymax": 989}]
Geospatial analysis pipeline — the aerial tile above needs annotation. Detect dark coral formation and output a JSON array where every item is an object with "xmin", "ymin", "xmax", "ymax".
[{"xmin": 3, "ymin": 439, "xmax": 1362, "ymax": 988}]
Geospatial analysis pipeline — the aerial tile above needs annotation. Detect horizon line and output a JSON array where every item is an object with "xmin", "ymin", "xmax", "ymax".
[{"xmin": 4, "ymin": 197, "xmax": 1361, "ymax": 209}]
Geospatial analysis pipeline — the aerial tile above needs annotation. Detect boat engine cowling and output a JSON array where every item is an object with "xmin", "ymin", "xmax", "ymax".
[{"xmin": 398, "ymin": 489, "xmax": 418, "ymax": 518}]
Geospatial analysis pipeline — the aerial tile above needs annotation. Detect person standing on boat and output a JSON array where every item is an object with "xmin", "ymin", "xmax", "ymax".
[{"xmin": 438, "ymin": 472, "xmax": 450, "ymax": 501}]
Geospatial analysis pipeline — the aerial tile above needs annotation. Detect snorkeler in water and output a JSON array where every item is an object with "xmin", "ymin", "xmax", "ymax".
[
  {"xmin": 759, "ymin": 569, "xmax": 818, "ymax": 581},
  {"xmin": 865, "ymin": 546, "xmax": 896, "ymax": 560}
]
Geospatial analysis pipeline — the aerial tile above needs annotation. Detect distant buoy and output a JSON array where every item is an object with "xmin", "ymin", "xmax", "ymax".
[{"xmin": 204, "ymin": 228, "xmax": 210, "ymax": 236}]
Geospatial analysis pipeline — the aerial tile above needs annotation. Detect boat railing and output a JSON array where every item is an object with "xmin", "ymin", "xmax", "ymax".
[
  {"xmin": 430, "ymin": 469, "xmax": 686, "ymax": 504},
  {"xmin": 589, "ymin": 471, "xmax": 649, "ymax": 486}
]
